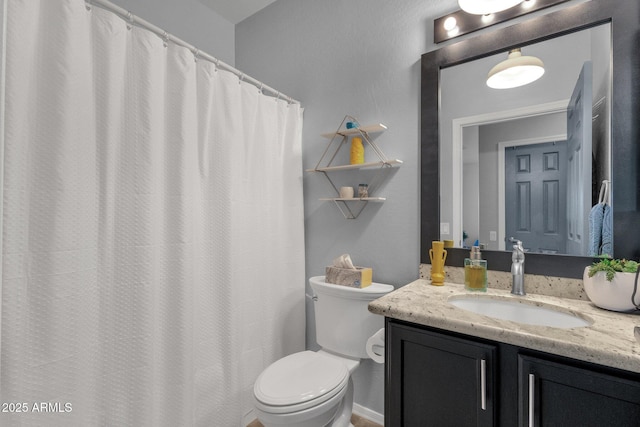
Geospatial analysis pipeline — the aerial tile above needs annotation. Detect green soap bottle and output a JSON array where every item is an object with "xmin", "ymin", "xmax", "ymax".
[{"xmin": 464, "ymin": 246, "xmax": 487, "ymax": 292}]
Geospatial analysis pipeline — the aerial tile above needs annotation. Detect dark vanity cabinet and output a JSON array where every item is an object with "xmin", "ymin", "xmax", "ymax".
[
  {"xmin": 386, "ymin": 320, "xmax": 497, "ymax": 426},
  {"xmin": 386, "ymin": 319, "xmax": 640, "ymax": 427},
  {"xmin": 520, "ymin": 355, "xmax": 640, "ymax": 427}
]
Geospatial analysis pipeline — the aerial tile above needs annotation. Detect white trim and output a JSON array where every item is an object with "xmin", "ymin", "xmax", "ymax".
[
  {"xmin": 449, "ymin": 100, "xmax": 569, "ymax": 249},
  {"xmin": 241, "ymin": 403, "xmax": 384, "ymax": 426},
  {"xmin": 242, "ymin": 409, "xmax": 257, "ymax": 427},
  {"xmin": 497, "ymin": 134, "xmax": 567, "ymax": 250},
  {"xmin": 353, "ymin": 403, "xmax": 384, "ymax": 425}
]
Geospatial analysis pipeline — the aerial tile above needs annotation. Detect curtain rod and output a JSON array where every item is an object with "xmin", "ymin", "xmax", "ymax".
[{"xmin": 85, "ymin": 0, "xmax": 300, "ymax": 105}]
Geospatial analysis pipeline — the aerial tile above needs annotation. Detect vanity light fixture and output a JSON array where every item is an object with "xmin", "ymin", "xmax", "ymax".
[
  {"xmin": 434, "ymin": 0, "xmax": 569, "ymax": 43},
  {"xmin": 458, "ymin": 0, "xmax": 522, "ymax": 15},
  {"xmin": 486, "ymin": 48, "xmax": 545, "ymax": 89}
]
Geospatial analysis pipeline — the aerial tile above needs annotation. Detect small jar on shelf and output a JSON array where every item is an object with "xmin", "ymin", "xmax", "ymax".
[{"xmin": 358, "ymin": 184, "xmax": 369, "ymax": 198}]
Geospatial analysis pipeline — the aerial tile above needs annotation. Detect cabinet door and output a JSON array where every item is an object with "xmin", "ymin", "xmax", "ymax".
[
  {"xmin": 519, "ymin": 355, "xmax": 640, "ymax": 427},
  {"xmin": 387, "ymin": 321, "xmax": 496, "ymax": 427}
]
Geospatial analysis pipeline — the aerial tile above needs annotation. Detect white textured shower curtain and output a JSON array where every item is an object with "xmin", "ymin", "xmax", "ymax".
[{"xmin": 1, "ymin": 0, "xmax": 305, "ymax": 425}]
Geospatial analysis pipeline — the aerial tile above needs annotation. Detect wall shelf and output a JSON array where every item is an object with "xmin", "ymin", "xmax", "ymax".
[
  {"xmin": 320, "ymin": 123, "xmax": 388, "ymax": 139},
  {"xmin": 319, "ymin": 197, "xmax": 387, "ymax": 202},
  {"xmin": 319, "ymin": 198, "xmax": 386, "ymax": 220},
  {"xmin": 308, "ymin": 115, "xmax": 401, "ymax": 219},
  {"xmin": 306, "ymin": 159, "xmax": 403, "ymax": 173}
]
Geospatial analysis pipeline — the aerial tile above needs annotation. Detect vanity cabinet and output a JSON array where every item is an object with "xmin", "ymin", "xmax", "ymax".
[
  {"xmin": 386, "ymin": 319, "xmax": 640, "ymax": 427},
  {"xmin": 520, "ymin": 355, "xmax": 640, "ymax": 427},
  {"xmin": 387, "ymin": 321, "xmax": 497, "ymax": 427}
]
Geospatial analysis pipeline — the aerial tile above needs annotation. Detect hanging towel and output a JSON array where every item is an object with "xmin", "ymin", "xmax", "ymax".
[
  {"xmin": 601, "ymin": 204, "xmax": 613, "ymax": 256},
  {"xmin": 589, "ymin": 203, "xmax": 604, "ymax": 256},
  {"xmin": 589, "ymin": 181, "xmax": 611, "ymax": 256}
]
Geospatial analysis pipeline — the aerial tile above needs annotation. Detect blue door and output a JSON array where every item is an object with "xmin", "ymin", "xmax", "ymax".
[{"xmin": 505, "ymin": 141, "xmax": 568, "ymax": 253}]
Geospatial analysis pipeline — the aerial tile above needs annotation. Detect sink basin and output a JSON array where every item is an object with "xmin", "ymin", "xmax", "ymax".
[{"xmin": 448, "ymin": 295, "xmax": 592, "ymax": 329}]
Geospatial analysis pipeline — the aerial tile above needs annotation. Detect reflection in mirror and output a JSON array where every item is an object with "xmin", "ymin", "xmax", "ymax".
[{"xmin": 439, "ymin": 23, "xmax": 611, "ymax": 257}]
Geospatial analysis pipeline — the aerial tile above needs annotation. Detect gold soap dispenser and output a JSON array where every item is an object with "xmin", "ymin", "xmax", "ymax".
[{"xmin": 464, "ymin": 246, "xmax": 487, "ymax": 292}]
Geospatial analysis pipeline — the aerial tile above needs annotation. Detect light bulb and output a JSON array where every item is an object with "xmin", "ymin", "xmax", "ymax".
[{"xmin": 443, "ymin": 16, "xmax": 458, "ymax": 31}]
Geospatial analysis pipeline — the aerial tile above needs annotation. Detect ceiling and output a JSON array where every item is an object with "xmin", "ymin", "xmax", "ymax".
[{"xmin": 198, "ymin": 0, "xmax": 279, "ymax": 24}]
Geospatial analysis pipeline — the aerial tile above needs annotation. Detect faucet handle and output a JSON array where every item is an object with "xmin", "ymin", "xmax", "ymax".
[
  {"xmin": 509, "ymin": 237, "xmax": 525, "ymax": 262},
  {"xmin": 508, "ymin": 237, "xmax": 524, "ymax": 250},
  {"xmin": 508, "ymin": 237, "xmax": 522, "ymax": 245}
]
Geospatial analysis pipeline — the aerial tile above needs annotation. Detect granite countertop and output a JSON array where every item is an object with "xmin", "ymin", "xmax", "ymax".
[{"xmin": 369, "ymin": 280, "xmax": 640, "ymax": 373}]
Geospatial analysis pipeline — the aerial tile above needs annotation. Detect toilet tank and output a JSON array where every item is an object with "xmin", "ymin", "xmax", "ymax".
[{"xmin": 309, "ymin": 276, "xmax": 394, "ymax": 359}]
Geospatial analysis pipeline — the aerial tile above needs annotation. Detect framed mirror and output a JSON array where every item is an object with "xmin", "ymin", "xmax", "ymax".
[{"xmin": 421, "ymin": 0, "xmax": 640, "ymax": 278}]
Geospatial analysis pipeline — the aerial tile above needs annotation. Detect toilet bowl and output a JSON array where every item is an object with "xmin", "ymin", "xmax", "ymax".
[
  {"xmin": 253, "ymin": 351, "xmax": 356, "ymax": 427},
  {"xmin": 252, "ymin": 276, "xmax": 394, "ymax": 427}
]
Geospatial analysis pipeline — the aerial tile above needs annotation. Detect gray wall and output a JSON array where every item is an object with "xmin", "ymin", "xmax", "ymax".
[
  {"xmin": 109, "ymin": 0, "xmax": 235, "ymax": 65},
  {"xmin": 236, "ymin": 0, "xmax": 460, "ymax": 415}
]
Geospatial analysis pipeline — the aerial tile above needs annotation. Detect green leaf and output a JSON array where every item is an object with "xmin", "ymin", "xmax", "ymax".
[{"xmin": 588, "ymin": 258, "xmax": 639, "ymax": 282}]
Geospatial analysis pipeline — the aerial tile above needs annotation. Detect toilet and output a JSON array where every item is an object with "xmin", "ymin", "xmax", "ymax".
[{"xmin": 252, "ymin": 276, "xmax": 393, "ymax": 427}]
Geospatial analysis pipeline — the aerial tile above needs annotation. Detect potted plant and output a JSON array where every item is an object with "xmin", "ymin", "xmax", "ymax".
[{"xmin": 583, "ymin": 258, "xmax": 640, "ymax": 312}]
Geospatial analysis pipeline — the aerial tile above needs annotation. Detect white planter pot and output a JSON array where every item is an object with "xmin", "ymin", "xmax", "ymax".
[{"xmin": 583, "ymin": 266, "xmax": 640, "ymax": 312}]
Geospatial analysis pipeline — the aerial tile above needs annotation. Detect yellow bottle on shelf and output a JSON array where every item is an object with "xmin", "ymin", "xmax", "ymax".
[{"xmin": 350, "ymin": 137, "xmax": 365, "ymax": 164}]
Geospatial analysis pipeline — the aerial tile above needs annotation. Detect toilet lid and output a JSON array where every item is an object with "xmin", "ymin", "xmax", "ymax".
[{"xmin": 254, "ymin": 351, "xmax": 349, "ymax": 408}]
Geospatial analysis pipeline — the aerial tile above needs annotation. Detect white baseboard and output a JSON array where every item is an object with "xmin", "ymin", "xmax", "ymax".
[
  {"xmin": 242, "ymin": 409, "xmax": 256, "ymax": 426},
  {"xmin": 243, "ymin": 403, "xmax": 384, "ymax": 426},
  {"xmin": 353, "ymin": 403, "xmax": 384, "ymax": 426}
]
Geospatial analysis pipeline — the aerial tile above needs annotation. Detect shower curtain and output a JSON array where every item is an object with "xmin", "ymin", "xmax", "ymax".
[{"xmin": 0, "ymin": 1, "xmax": 305, "ymax": 425}]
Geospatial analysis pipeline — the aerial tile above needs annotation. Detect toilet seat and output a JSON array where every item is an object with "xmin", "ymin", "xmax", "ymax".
[{"xmin": 254, "ymin": 351, "xmax": 349, "ymax": 414}]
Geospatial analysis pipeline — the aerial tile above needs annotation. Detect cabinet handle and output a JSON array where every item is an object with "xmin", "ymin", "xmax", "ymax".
[
  {"xmin": 528, "ymin": 373, "xmax": 535, "ymax": 427},
  {"xmin": 480, "ymin": 359, "xmax": 487, "ymax": 410}
]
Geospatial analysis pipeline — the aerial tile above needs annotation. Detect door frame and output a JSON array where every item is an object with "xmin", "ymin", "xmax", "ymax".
[{"xmin": 450, "ymin": 99, "xmax": 569, "ymax": 250}]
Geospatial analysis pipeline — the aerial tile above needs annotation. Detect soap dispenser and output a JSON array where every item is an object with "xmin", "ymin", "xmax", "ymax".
[{"xmin": 464, "ymin": 246, "xmax": 487, "ymax": 292}]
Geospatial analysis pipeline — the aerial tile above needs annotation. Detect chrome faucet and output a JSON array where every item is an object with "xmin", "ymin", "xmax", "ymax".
[{"xmin": 510, "ymin": 238, "xmax": 525, "ymax": 296}]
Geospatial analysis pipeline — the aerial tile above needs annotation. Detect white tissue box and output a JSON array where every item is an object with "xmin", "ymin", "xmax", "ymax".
[{"xmin": 325, "ymin": 266, "xmax": 372, "ymax": 288}]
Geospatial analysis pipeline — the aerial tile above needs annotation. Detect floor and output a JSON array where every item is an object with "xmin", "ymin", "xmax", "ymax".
[{"xmin": 247, "ymin": 413, "xmax": 383, "ymax": 427}]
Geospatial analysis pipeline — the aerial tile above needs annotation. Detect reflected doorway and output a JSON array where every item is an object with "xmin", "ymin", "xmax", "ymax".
[{"xmin": 504, "ymin": 141, "xmax": 568, "ymax": 254}]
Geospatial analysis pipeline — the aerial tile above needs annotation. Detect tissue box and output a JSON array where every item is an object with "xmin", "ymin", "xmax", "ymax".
[{"xmin": 325, "ymin": 266, "xmax": 372, "ymax": 288}]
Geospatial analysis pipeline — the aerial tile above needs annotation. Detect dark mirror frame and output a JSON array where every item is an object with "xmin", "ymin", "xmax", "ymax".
[{"xmin": 421, "ymin": 0, "xmax": 640, "ymax": 279}]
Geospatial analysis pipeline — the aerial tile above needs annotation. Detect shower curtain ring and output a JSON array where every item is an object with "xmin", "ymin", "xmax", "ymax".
[
  {"xmin": 193, "ymin": 49, "xmax": 200, "ymax": 62},
  {"xmin": 259, "ymin": 83, "xmax": 263, "ymax": 94},
  {"xmin": 162, "ymin": 31, "xmax": 169, "ymax": 47},
  {"xmin": 214, "ymin": 58, "xmax": 220, "ymax": 72},
  {"xmin": 239, "ymin": 73, "xmax": 245, "ymax": 84},
  {"xmin": 126, "ymin": 12, "xmax": 134, "ymax": 30},
  {"xmin": 276, "ymin": 92, "xmax": 281, "ymax": 102}
]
